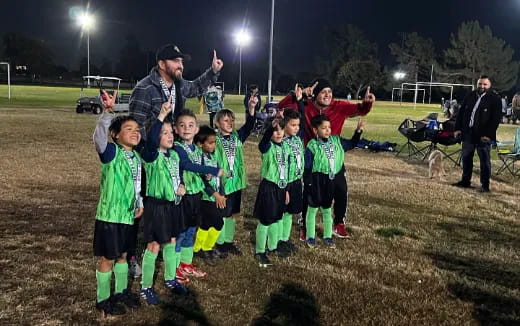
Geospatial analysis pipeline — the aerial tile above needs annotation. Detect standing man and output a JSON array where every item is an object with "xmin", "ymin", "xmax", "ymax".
[
  {"xmin": 243, "ymin": 84, "xmax": 262, "ymax": 120},
  {"xmin": 278, "ymin": 78, "xmax": 375, "ymax": 239},
  {"xmin": 453, "ymin": 75, "xmax": 502, "ymax": 193},
  {"xmin": 130, "ymin": 44, "xmax": 224, "ymax": 142}
]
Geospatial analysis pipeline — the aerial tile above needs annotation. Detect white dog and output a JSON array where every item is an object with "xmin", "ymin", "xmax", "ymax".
[{"xmin": 428, "ymin": 150, "xmax": 445, "ymax": 179}]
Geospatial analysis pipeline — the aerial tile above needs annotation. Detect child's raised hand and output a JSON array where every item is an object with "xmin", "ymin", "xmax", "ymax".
[
  {"xmin": 158, "ymin": 95, "xmax": 173, "ymax": 121},
  {"xmin": 356, "ymin": 118, "xmax": 367, "ymax": 131},
  {"xmin": 101, "ymin": 89, "xmax": 117, "ymax": 112},
  {"xmin": 248, "ymin": 95, "xmax": 258, "ymax": 116},
  {"xmin": 134, "ymin": 207, "xmax": 144, "ymax": 219},
  {"xmin": 176, "ymin": 184, "xmax": 186, "ymax": 196}
]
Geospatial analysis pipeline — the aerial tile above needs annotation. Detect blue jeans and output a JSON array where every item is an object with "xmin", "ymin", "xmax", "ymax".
[{"xmin": 175, "ymin": 226, "xmax": 197, "ymax": 253}]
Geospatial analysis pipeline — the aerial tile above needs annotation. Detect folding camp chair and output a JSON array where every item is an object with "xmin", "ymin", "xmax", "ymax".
[
  {"xmin": 426, "ymin": 120, "xmax": 462, "ymax": 166},
  {"xmin": 395, "ymin": 118, "xmax": 430, "ymax": 159},
  {"xmin": 496, "ymin": 127, "xmax": 520, "ymax": 177}
]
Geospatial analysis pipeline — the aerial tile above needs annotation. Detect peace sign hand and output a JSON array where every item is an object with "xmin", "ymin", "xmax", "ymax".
[
  {"xmin": 364, "ymin": 86, "xmax": 375, "ymax": 103},
  {"xmin": 101, "ymin": 90, "xmax": 117, "ymax": 113},
  {"xmin": 212, "ymin": 50, "xmax": 224, "ymax": 73}
]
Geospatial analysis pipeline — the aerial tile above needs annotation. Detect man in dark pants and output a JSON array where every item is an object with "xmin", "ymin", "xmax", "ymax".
[
  {"xmin": 453, "ymin": 75, "xmax": 502, "ymax": 192},
  {"xmin": 243, "ymin": 84, "xmax": 262, "ymax": 119}
]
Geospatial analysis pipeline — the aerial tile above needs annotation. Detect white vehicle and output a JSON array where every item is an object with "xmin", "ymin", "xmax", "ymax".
[{"xmin": 76, "ymin": 76, "xmax": 130, "ymax": 114}]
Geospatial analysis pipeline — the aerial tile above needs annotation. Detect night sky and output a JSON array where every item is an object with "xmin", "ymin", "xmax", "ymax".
[{"xmin": 2, "ymin": 0, "xmax": 519, "ymax": 78}]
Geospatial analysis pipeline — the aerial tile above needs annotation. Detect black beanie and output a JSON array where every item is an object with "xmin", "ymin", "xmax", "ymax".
[{"xmin": 311, "ymin": 78, "xmax": 332, "ymax": 98}]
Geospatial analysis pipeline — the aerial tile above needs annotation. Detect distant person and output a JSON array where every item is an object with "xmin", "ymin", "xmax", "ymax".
[
  {"xmin": 347, "ymin": 93, "xmax": 352, "ymax": 101},
  {"xmin": 512, "ymin": 92, "xmax": 520, "ymax": 124},
  {"xmin": 243, "ymin": 84, "xmax": 262, "ymax": 120},
  {"xmin": 453, "ymin": 75, "xmax": 502, "ymax": 193}
]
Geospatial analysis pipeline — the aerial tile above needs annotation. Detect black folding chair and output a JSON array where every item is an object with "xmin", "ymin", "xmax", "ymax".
[{"xmin": 395, "ymin": 119, "xmax": 430, "ymax": 159}]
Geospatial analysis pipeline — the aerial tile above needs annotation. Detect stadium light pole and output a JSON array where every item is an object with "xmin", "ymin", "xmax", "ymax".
[
  {"xmin": 267, "ymin": 0, "xmax": 275, "ymax": 102},
  {"xmin": 234, "ymin": 29, "xmax": 251, "ymax": 95},
  {"xmin": 78, "ymin": 12, "xmax": 94, "ymax": 87},
  {"xmin": 393, "ymin": 71, "xmax": 406, "ymax": 104}
]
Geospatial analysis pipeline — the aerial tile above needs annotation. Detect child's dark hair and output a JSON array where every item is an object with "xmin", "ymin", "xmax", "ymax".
[
  {"xmin": 311, "ymin": 114, "xmax": 330, "ymax": 128},
  {"xmin": 283, "ymin": 109, "xmax": 301, "ymax": 124},
  {"xmin": 214, "ymin": 108, "xmax": 235, "ymax": 123},
  {"xmin": 265, "ymin": 117, "xmax": 286, "ymax": 132},
  {"xmin": 109, "ymin": 115, "xmax": 138, "ymax": 143},
  {"xmin": 195, "ymin": 125, "xmax": 216, "ymax": 144},
  {"xmin": 175, "ymin": 109, "xmax": 197, "ymax": 125}
]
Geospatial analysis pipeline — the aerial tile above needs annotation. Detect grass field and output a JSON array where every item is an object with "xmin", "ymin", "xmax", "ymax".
[{"xmin": 0, "ymin": 86, "xmax": 518, "ymax": 325}]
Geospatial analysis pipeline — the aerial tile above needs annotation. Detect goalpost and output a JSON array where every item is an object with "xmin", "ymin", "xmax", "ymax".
[
  {"xmin": 392, "ymin": 87, "xmax": 426, "ymax": 103},
  {"xmin": 0, "ymin": 62, "xmax": 11, "ymax": 100},
  {"xmin": 400, "ymin": 81, "xmax": 474, "ymax": 109}
]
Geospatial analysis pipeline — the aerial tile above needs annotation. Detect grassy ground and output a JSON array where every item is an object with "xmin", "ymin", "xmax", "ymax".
[{"xmin": 0, "ymin": 86, "xmax": 518, "ymax": 325}]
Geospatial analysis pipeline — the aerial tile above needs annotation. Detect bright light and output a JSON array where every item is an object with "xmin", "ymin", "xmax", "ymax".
[
  {"xmin": 78, "ymin": 13, "xmax": 94, "ymax": 30},
  {"xmin": 234, "ymin": 29, "xmax": 251, "ymax": 47},
  {"xmin": 394, "ymin": 71, "xmax": 406, "ymax": 80}
]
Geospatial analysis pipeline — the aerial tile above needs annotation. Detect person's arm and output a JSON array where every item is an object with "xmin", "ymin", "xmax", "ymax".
[
  {"xmin": 237, "ymin": 96, "xmax": 257, "ymax": 142},
  {"xmin": 180, "ymin": 51, "xmax": 223, "ymax": 99},
  {"xmin": 129, "ymin": 85, "xmax": 155, "ymax": 139},
  {"xmin": 337, "ymin": 100, "xmax": 373, "ymax": 117},
  {"xmin": 243, "ymin": 94, "xmax": 250, "ymax": 109},
  {"xmin": 455, "ymin": 94, "xmax": 469, "ymax": 133},
  {"xmin": 141, "ymin": 119, "xmax": 163, "ymax": 162},
  {"xmin": 175, "ymin": 145, "xmax": 220, "ymax": 176},
  {"xmin": 483, "ymin": 95, "xmax": 503, "ymax": 140},
  {"xmin": 278, "ymin": 93, "xmax": 298, "ymax": 111},
  {"xmin": 341, "ymin": 129, "xmax": 363, "ymax": 152},
  {"xmin": 258, "ymin": 126, "xmax": 274, "ymax": 153},
  {"xmin": 93, "ymin": 112, "xmax": 117, "ymax": 163}
]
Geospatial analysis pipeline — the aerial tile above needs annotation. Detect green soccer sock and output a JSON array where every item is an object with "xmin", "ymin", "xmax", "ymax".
[
  {"xmin": 255, "ymin": 223, "xmax": 268, "ymax": 254},
  {"xmin": 267, "ymin": 223, "xmax": 279, "ymax": 251},
  {"xmin": 224, "ymin": 217, "xmax": 236, "ymax": 243},
  {"xmin": 141, "ymin": 249, "xmax": 157, "ymax": 289},
  {"xmin": 216, "ymin": 218, "xmax": 229, "ymax": 245},
  {"xmin": 163, "ymin": 243, "xmax": 176, "ymax": 281},
  {"xmin": 276, "ymin": 219, "xmax": 284, "ymax": 243},
  {"xmin": 180, "ymin": 246, "xmax": 194, "ymax": 265},
  {"xmin": 175, "ymin": 250, "xmax": 181, "ymax": 269},
  {"xmin": 321, "ymin": 207, "xmax": 333, "ymax": 238},
  {"xmin": 306, "ymin": 206, "xmax": 318, "ymax": 240},
  {"xmin": 282, "ymin": 212, "xmax": 293, "ymax": 241},
  {"xmin": 194, "ymin": 229, "xmax": 209, "ymax": 252},
  {"xmin": 113, "ymin": 262, "xmax": 128, "ymax": 294},
  {"xmin": 204, "ymin": 227, "xmax": 221, "ymax": 251},
  {"xmin": 96, "ymin": 269, "xmax": 112, "ymax": 303}
]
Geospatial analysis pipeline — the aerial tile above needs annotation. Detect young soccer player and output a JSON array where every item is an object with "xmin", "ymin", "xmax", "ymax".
[
  {"xmin": 254, "ymin": 118, "xmax": 291, "ymax": 267},
  {"xmin": 92, "ymin": 90, "xmax": 142, "ymax": 316},
  {"xmin": 193, "ymin": 125, "xmax": 228, "ymax": 265},
  {"xmin": 213, "ymin": 96, "xmax": 258, "ymax": 255},
  {"xmin": 173, "ymin": 110, "xmax": 223, "ymax": 281},
  {"xmin": 304, "ymin": 114, "xmax": 365, "ymax": 248}
]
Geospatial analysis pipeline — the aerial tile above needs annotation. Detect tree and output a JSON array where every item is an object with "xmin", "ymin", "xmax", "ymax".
[
  {"xmin": 275, "ymin": 74, "xmax": 296, "ymax": 93},
  {"xmin": 388, "ymin": 32, "xmax": 436, "ymax": 83},
  {"xmin": 2, "ymin": 33, "xmax": 56, "ymax": 77},
  {"xmin": 336, "ymin": 59, "xmax": 384, "ymax": 99},
  {"xmin": 115, "ymin": 34, "xmax": 147, "ymax": 81},
  {"xmin": 443, "ymin": 21, "xmax": 519, "ymax": 91}
]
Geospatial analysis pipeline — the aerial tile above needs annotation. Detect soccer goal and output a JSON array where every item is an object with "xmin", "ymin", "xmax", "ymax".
[
  {"xmin": 0, "ymin": 62, "xmax": 11, "ymax": 99},
  {"xmin": 399, "ymin": 81, "xmax": 474, "ymax": 109}
]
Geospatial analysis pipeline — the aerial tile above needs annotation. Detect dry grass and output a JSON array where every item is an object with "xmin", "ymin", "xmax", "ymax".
[{"xmin": 0, "ymin": 106, "xmax": 518, "ymax": 326}]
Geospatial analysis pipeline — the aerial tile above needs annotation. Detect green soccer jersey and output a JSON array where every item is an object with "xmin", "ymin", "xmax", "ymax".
[
  {"xmin": 174, "ymin": 141, "xmax": 205, "ymax": 195},
  {"xmin": 144, "ymin": 149, "xmax": 182, "ymax": 202},
  {"xmin": 96, "ymin": 146, "xmax": 141, "ymax": 225},
  {"xmin": 215, "ymin": 131, "xmax": 246, "ymax": 195},
  {"xmin": 201, "ymin": 152, "xmax": 221, "ymax": 202},
  {"xmin": 284, "ymin": 135, "xmax": 304, "ymax": 182},
  {"xmin": 306, "ymin": 135, "xmax": 345, "ymax": 175},
  {"xmin": 260, "ymin": 141, "xmax": 290, "ymax": 187}
]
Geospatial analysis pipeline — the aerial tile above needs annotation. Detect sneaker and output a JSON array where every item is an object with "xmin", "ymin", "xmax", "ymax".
[
  {"xmin": 285, "ymin": 240, "xmax": 298, "ymax": 253},
  {"xmin": 213, "ymin": 246, "xmax": 228, "ymax": 259},
  {"xmin": 128, "ymin": 258, "xmax": 142, "ymax": 279},
  {"xmin": 96, "ymin": 296, "xmax": 126, "ymax": 317},
  {"xmin": 180, "ymin": 262, "xmax": 207, "ymax": 278},
  {"xmin": 268, "ymin": 248, "xmax": 289, "ymax": 259},
  {"xmin": 175, "ymin": 268, "xmax": 190, "ymax": 284},
  {"xmin": 452, "ymin": 181, "xmax": 473, "ymax": 188},
  {"xmin": 215, "ymin": 243, "xmax": 229, "ymax": 256},
  {"xmin": 323, "ymin": 238, "xmax": 336, "ymax": 248},
  {"xmin": 305, "ymin": 238, "xmax": 318, "ymax": 249},
  {"xmin": 140, "ymin": 287, "xmax": 160, "ymax": 305},
  {"xmin": 113, "ymin": 289, "xmax": 141, "ymax": 310},
  {"xmin": 164, "ymin": 279, "xmax": 188, "ymax": 295},
  {"xmin": 255, "ymin": 253, "xmax": 272, "ymax": 267},
  {"xmin": 226, "ymin": 242, "xmax": 242, "ymax": 255},
  {"xmin": 277, "ymin": 241, "xmax": 292, "ymax": 255},
  {"xmin": 299, "ymin": 228, "xmax": 306, "ymax": 242},
  {"xmin": 478, "ymin": 186, "xmax": 490, "ymax": 193},
  {"xmin": 200, "ymin": 250, "xmax": 218, "ymax": 266},
  {"xmin": 333, "ymin": 223, "xmax": 351, "ymax": 239}
]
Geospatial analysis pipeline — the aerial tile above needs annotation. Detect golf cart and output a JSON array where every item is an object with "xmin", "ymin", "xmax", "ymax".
[{"xmin": 76, "ymin": 76, "xmax": 130, "ymax": 114}]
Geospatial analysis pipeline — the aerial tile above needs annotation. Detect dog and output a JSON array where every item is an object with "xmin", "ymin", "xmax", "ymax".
[{"xmin": 428, "ymin": 150, "xmax": 446, "ymax": 179}]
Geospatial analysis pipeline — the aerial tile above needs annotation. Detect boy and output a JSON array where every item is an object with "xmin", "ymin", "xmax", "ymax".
[
  {"xmin": 193, "ymin": 125, "xmax": 227, "ymax": 265},
  {"xmin": 92, "ymin": 90, "xmax": 142, "ymax": 316},
  {"xmin": 304, "ymin": 115, "xmax": 364, "ymax": 248},
  {"xmin": 213, "ymin": 96, "xmax": 258, "ymax": 255},
  {"xmin": 173, "ymin": 110, "xmax": 223, "ymax": 281},
  {"xmin": 254, "ymin": 119, "xmax": 291, "ymax": 267}
]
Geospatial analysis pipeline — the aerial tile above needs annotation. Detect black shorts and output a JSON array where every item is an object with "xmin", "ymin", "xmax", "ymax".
[
  {"xmin": 222, "ymin": 190, "xmax": 242, "ymax": 217},
  {"xmin": 285, "ymin": 179, "xmax": 303, "ymax": 214},
  {"xmin": 182, "ymin": 192, "xmax": 202, "ymax": 227},
  {"xmin": 93, "ymin": 220, "xmax": 133, "ymax": 260},
  {"xmin": 253, "ymin": 179, "xmax": 286, "ymax": 226},
  {"xmin": 199, "ymin": 200, "xmax": 225, "ymax": 231},
  {"xmin": 143, "ymin": 197, "xmax": 184, "ymax": 244},
  {"xmin": 305, "ymin": 172, "xmax": 335, "ymax": 209}
]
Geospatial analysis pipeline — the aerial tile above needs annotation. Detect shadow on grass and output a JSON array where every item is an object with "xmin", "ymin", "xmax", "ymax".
[
  {"xmin": 158, "ymin": 288, "xmax": 212, "ymax": 326},
  {"xmin": 251, "ymin": 282, "xmax": 320, "ymax": 326}
]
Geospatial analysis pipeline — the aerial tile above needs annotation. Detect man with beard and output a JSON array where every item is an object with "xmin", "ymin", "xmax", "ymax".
[
  {"xmin": 130, "ymin": 44, "xmax": 224, "ymax": 144},
  {"xmin": 453, "ymin": 75, "xmax": 502, "ymax": 193}
]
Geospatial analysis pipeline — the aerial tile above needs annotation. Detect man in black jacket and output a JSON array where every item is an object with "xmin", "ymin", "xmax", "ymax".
[
  {"xmin": 453, "ymin": 76, "xmax": 502, "ymax": 192},
  {"xmin": 243, "ymin": 84, "xmax": 262, "ymax": 119}
]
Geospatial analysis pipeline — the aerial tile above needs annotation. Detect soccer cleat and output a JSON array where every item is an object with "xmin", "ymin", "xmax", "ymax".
[
  {"xmin": 299, "ymin": 228, "xmax": 306, "ymax": 242},
  {"xmin": 268, "ymin": 248, "xmax": 289, "ymax": 259},
  {"xmin": 96, "ymin": 296, "xmax": 126, "ymax": 317},
  {"xmin": 175, "ymin": 268, "xmax": 190, "ymax": 284},
  {"xmin": 333, "ymin": 223, "xmax": 352, "ymax": 239},
  {"xmin": 226, "ymin": 242, "xmax": 242, "ymax": 255},
  {"xmin": 164, "ymin": 279, "xmax": 188, "ymax": 295},
  {"xmin": 452, "ymin": 181, "xmax": 473, "ymax": 188},
  {"xmin": 479, "ymin": 186, "xmax": 490, "ymax": 193},
  {"xmin": 323, "ymin": 238, "xmax": 336, "ymax": 248},
  {"xmin": 255, "ymin": 253, "xmax": 272, "ymax": 267},
  {"xmin": 305, "ymin": 238, "xmax": 318, "ymax": 249},
  {"xmin": 113, "ymin": 289, "xmax": 141, "ymax": 309},
  {"xmin": 139, "ymin": 287, "xmax": 160, "ymax": 305},
  {"xmin": 202, "ymin": 250, "xmax": 218, "ymax": 266},
  {"xmin": 128, "ymin": 258, "xmax": 142, "ymax": 279},
  {"xmin": 179, "ymin": 262, "xmax": 207, "ymax": 278},
  {"xmin": 213, "ymin": 246, "xmax": 228, "ymax": 259}
]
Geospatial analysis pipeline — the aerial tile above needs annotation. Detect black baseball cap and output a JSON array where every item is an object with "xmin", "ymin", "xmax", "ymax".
[{"xmin": 156, "ymin": 44, "xmax": 191, "ymax": 62}]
